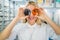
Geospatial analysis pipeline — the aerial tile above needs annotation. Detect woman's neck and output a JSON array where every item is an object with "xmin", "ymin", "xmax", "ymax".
[{"xmin": 27, "ymin": 22, "xmax": 35, "ymax": 26}]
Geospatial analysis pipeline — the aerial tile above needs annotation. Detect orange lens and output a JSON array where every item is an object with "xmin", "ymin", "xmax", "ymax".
[{"xmin": 32, "ymin": 8, "xmax": 39, "ymax": 16}]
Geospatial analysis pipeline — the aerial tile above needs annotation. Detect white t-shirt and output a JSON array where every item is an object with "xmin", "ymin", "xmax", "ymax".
[{"xmin": 6, "ymin": 22, "xmax": 58, "ymax": 40}]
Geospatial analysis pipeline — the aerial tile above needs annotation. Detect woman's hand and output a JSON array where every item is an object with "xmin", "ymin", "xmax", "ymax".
[
  {"xmin": 36, "ymin": 8, "xmax": 47, "ymax": 22},
  {"xmin": 37, "ymin": 8, "xmax": 60, "ymax": 35},
  {"xmin": 0, "ymin": 8, "xmax": 28, "ymax": 40},
  {"xmin": 16, "ymin": 8, "xmax": 28, "ymax": 21}
]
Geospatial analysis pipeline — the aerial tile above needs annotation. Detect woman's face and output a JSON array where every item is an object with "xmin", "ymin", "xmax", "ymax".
[{"xmin": 26, "ymin": 5, "xmax": 38, "ymax": 25}]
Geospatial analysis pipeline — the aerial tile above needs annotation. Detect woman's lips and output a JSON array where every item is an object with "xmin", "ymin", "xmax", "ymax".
[{"xmin": 28, "ymin": 16, "xmax": 34, "ymax": 20}]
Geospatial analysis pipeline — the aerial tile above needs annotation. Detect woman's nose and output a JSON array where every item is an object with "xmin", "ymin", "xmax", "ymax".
[{"xmin": 30, "ymin": 13, "xmax": 33, "ymax": 16}]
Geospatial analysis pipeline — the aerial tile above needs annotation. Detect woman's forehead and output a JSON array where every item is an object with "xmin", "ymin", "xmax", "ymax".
[
  {"xmin": 27, "ymin": 5, "xmax": 35, "ymax": 7},
  {"xmin": 27, "ymin": 5, "xmax": 35, "ymax": 10}
]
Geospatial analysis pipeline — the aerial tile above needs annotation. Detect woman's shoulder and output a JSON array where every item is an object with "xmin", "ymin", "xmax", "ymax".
[
  {"xmin": 11, "ymin": 23, "xmax": 26, "ymax": 32},
  {"xmin": 15, "ymin": 23, "xmax": 25, "ymax": 27}
]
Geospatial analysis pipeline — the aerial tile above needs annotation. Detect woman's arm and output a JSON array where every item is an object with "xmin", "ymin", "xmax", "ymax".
[
  {"xmin": 0, "ymin": 17, "xmax": 19, "ymax": 40},
  {"xmin": 39, "ymin": 8, "xmax": 60, "ymax": 35},
  {"xmin": 0, "ymin": 8, "xmax": 26, "ymax": 40},
  {"xmin": 38, "ymin": 8, "xmax": 60, "ymax": 35},
  {"xmin": 44, "ymin": 15, "xmax": 60, "ymax": 35}
]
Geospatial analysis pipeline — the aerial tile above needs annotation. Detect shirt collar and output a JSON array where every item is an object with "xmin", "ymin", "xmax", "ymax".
[{"xmin": 25, "ymin": 22, "xmax": 37, "ymax": 28}]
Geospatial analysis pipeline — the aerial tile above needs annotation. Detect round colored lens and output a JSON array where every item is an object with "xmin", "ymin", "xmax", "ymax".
[
  {"xmin": 24, "ymin": 9, "xmax": 31, "ymax": 16},
  {"xmin": 32, "ymin": 8, "xmax": 39, "ymax": 16}
]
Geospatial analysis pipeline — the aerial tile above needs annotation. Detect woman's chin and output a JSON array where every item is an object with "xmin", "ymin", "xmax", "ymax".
[
  {"xmin": 28, "ymin": 20, "xmax": 35, "ymax": 25},
  {"xmin": 29, "ymin": 19, "xmax": 35, "ymax": 22},
  {"xmin": 29, "ymin": 22, "xmax": 35, "ymax": 25}
]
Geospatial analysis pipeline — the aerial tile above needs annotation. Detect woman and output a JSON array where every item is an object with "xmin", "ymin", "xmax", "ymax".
[{"xmin": 0, "ymin": 1, "xmax": 60, "ymax": 40}]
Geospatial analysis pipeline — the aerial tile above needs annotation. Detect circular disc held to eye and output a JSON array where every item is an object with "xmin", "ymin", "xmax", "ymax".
[
  {"xmin": 32, "ymin": 8, "xmax": 39, "ymax": 16},
  {"xmin": 24, "ymin": 9, "xmax": 31, "ymax": 16}
]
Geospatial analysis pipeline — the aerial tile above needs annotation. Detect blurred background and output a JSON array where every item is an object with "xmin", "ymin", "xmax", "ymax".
[{"xmin": 0, "ymin": 0, "xmax": 60, "ymax": 40}]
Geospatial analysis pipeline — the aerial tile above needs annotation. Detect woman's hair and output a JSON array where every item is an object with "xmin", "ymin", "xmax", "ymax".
[
  {"xmin": 26, "ymin": 1, "xmax": 38, "ymax": 7},
  {"xmin": 23, "ymin": 1, "xmax": 43, "ymax": 25}
]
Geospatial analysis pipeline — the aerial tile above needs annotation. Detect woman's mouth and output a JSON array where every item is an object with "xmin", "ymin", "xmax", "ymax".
[{"xmin": 28, "ymin": 16, "xmax": 34, "ymax": 20}]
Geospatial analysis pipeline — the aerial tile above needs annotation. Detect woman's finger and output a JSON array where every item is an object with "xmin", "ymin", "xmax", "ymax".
[
  {"xmin": 24, "ymin": 16, "xmax": 28, "ymax": 19},
  {"xmin": 20, "ymin": 16, "xmax": 28, "ymax": 20},
  {"xmin": 36, "ymin": 16, "xmax": 45, "ymax": 20}
]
